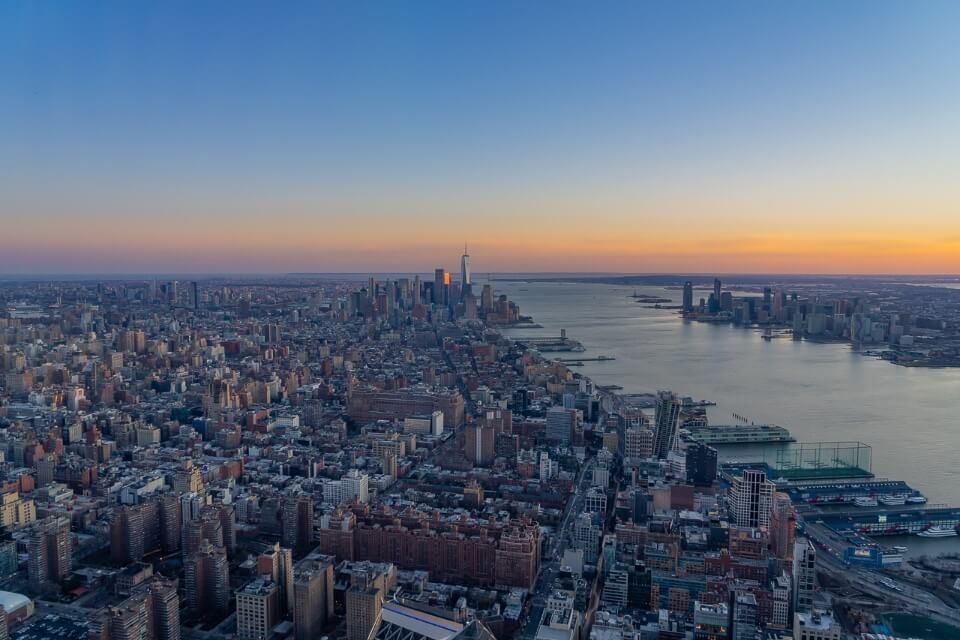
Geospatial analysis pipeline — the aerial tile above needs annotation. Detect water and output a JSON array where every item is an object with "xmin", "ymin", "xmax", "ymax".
[{"xmin": 496, "ymin": 280, "xmax": 960, "ymax": 511}]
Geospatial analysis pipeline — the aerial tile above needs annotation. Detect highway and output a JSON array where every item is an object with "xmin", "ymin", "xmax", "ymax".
[{"xmin": 804, "ymin": 519, "xmax": 960, "ymax": 628}]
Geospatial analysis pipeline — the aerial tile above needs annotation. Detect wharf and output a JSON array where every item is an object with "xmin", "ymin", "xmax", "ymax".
[{"xmin": 687, "ymin": 424, "xmax": 794, "ymax": 445}]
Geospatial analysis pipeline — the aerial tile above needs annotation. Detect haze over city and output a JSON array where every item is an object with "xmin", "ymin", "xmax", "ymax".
[{"xmin": 3, "ymin": 1, "xmax": 960, "ymax": 274}]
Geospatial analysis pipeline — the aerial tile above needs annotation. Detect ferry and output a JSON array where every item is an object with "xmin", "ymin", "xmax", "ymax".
[
  {"xmin": 917, "ymin": 526, "xmax": 958, "ymax": 538},
  {"xmin": 907, "ymin": 495, "xmax": 928, "ymax": 504},
  {"xmin": 879, "ymin": 494, "xmax": 906, "ymax": 506},
  {"xmin": 854, "ymin": 496, "xmax": 878, "ymax": 508}
]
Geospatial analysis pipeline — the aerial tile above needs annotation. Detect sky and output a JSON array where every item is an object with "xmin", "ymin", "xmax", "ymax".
[{"xmin": 1, "ymin": 1, "xmax": 959, "ymax": 275}]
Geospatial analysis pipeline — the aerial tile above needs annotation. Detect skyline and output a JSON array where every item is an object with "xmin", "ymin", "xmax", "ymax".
[{"xmin": 3, "ymin": 1, "xmax": 960, "ymax": 274}]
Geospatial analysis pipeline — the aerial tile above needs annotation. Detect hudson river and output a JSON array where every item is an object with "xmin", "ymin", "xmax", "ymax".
[{"xmin": 497, "ymin": 280, "xmax": 960, "ymax": 510}]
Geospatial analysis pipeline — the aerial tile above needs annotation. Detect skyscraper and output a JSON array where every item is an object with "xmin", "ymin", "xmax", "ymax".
[
  {"xmin": 652, "ymin": 391, "xmax": 681, "ymax": 459},
  {"xmin": 729, "ymin": 469, "xmax": 775, "ymax": 529},
  {"xmin": 460, "ymin": 245, "xmax": 471, "ymax": 298},
  {"xmin": 184, "ymin": 540, "xmax": 229, "ymax": 614},
  {"xmin": 792, "ymin": 538, "xmax": 817, "ymax": 614},
  {"xmin": 682, "ymin": 281, "xmax": 694, "ymax": 313},
  {"xmin": 434, "ymin": 268, "xmax": 446, "ymax": 306}
]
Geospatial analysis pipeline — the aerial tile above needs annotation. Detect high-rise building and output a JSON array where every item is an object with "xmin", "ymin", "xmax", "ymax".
[
  {"xmin": 257, "ymin": 543, "xmax": 295, "ymax": 614},
  {"xmin": 652, "ymin": 391, "xmax": 681, "ymax": 459},
  {"xmin": 624, "ymin": 426, "xmax": 654, "ymax": 460},
  {"xmin": 770, "ymin": 493, "xmax": 797, "ymax": 562},
  {"xmin": 732, "ymin": 592, "xmax": 758, "ymax": 640},
  {"xmin": 682, "ymin": 281, "xmax": 694, "ymax": 313},
  {"xmin": 282, "ymin": 494, "xmax": 314, "ymax": 553},
  {"xmin": 685, "ymin": 442, "xmax": 718, "ymax": 486},
  {"xmin": 111, "ymin": 504, "xmax": 146, "ymax": 564},
  {"xmin": 184, "ymin": 540, "xmax": 229, "ymax": 614},
  {"xmin": 342, "ymin": 470, "xmax": 369, "ymax": 505},
  {"xmin": 792, "ymin": 538, "xmax": 817, "ymax": 614},
  {"xmin": 465, "ymin": 423, "xmax": 496, "ymax": 465},
  {"xmin": 158, "ymin": 494, "xmax": 181, "ymax": 554},
  {"xmin": 173, "ymin": 460, "xmax": 204, "ymax": 494},
  {"xmin": 294, "ymin": 558, "xmax": 335, "ymax": 640},
  {"xmin": 346, "ymin": 573, "xmax": 383, "ymax": 640},
  {"xmin": 460, "ymin": 245, "xmax": 471, "ymax": 298},
  {"xmin": 729, "ymin": 469, "xmax": 775, "ymax": 529},
  {"xmin": 573, "ymin": 513, "xmax": 601, "ymax": 564},
  {"xmin": 433, "ymin": 268, "xmax": 447, "ymax": 306},
  {"xmin": 545, "ymin": 407, "xmax": 575, "ymax": 445},
  {"xmin": 26, "ymin": 516, "xmax": 72, "ymax": 590},
  {"xmin": 99, "ymin": 576, "xmax": 181, "ymax": 640},
  {"xmin": 236, "ymin": 578, "xmax": 280, "ymax": 640}
]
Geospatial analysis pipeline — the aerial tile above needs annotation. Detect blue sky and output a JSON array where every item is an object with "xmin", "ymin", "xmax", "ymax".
[{"xmin": 2, "ymin": 1, "xmax": 959, "ymax": 273}]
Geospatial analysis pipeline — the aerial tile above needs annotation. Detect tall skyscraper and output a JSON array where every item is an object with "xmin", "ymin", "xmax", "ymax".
[
  {"xmin": 460, "ymin": 244, "xmax": 471, "ymax": 297},
  {"xmin": 433, "ymin": 268, "xmax": 446, "ymax": 306},
  {"xmin": 682, "ymin": 281, "xmax": 694, "ymax": 313},
  {"xmin": 713, "ymin": 277, "xmax": 722, "ymax": 302},
  {"xmin": 652, "ymin": 391, "xmax": 681, "ymax": 459}
]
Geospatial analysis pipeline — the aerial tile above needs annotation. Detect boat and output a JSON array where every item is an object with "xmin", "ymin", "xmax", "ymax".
[
  {"xmin": 892, "ymin": 545, "xmax": 908, "ymax": 553},
  {"xmin": 879, "ymin": 494, "xmax": 907, "ymax": 506},
  {"xmin": 854, "ymin": 496, "xmax": 878, "ymax": 507},
  {"xmin": 917, "ymin": 526, "xmax": 958, "ymax": 538},
  {"xmin": 907, "ymin": 495, "xmax": 928, "ymax": 504}
]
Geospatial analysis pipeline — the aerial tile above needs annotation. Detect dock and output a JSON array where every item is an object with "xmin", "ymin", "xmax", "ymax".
[{"xmin": 687, "ymin": 424, "xmax": 795, "ymax": 445}]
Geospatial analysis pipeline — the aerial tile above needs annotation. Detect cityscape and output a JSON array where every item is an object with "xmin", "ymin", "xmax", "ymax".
[
  {"xmin": 3, "ymin": 3, "xmax": 960, "ymax": 640},
  {"xmin": 0, "ymin": 261, "xmax": 959, "ymax": 640}
]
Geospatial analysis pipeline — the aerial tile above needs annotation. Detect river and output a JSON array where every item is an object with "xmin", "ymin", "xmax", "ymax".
[{"xmin": 495, "ymin": 279, "xmax": 960, "ymax": 517}]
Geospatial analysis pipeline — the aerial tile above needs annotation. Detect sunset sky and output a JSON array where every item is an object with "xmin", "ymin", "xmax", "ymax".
[{"xmin": 2, "ymin": 1, "xmax": 959, "ymax": 274}]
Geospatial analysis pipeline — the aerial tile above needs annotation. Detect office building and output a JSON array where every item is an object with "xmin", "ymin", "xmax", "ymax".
[
  {"xmin": 682, "ymin": 281, "xmax": 694, "ymax": 313},
  {"xmin": 729, "ymin": 468, "xmax": 774, "ymax": 529},
  {"xmin": 685, "ymin": 442, "xmax": 718, "ymax": 486},
  {"xmin": 460, "ymin": 245, "xmax": 471, "ymax": 295},
  {"xmin": 793, "ymin": 538, "xmax": 817, "ymax": 614},
  {"xmin": 732, "ymin": 592, "xmax": 758, "ymax": 640},
  {"xmin": 652, "ymin": 391, "xmax": 681, "ymax": 459},
  {"xmin": 545, "ymin": 407, "xmax": 575, "ymax": 445}
]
